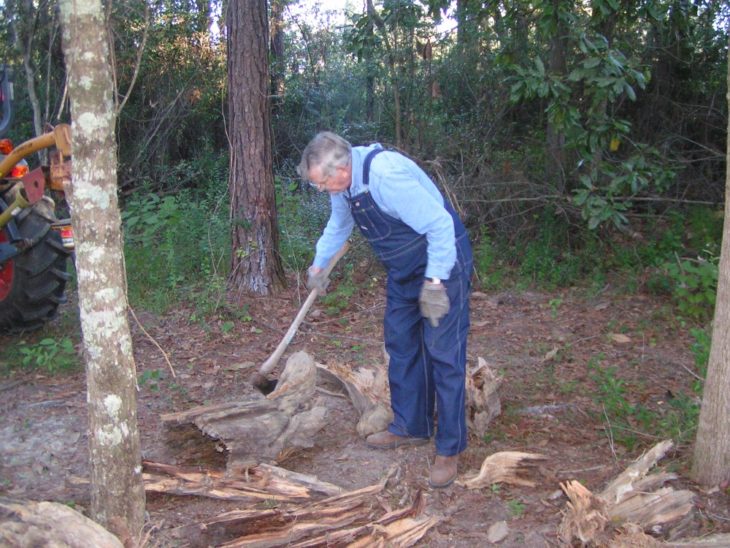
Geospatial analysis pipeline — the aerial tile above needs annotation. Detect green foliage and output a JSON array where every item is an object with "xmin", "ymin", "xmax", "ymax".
[
  {"xmin": 587, "ymin": 354, "xmax": 700, "ymax": 450},
  {"xmin": 661, "ymin": 252, "xmax": 718, "ymax": 322},
  {"xmin": 276, "ymin": 178, "xmax": 329, "ymax": 272},
  {"xmin": 138, "ymin": 369, "xmax": 163, "ymax": 392},
  {"xmin": 122, "ymin": 158, "xmax": 230, "ymax": 313},
  {"xmin": 473, "ymin": 228, "xmax": 504, "ymax": 289},
  {"xmin": 321, "ymin": 263, "xmax": 358, "ymax": 316},
  {"xmin": 514, "ymin": 209, "xmax": 604, "ymax": 289},
  {"xmin": 689, "ymin": 327, "xmax": 710, "ymax": 393},
  {"xmin": 18, "ymin": 337, "xmax": 77, "ymax": 373},
  {"xmin": 507, "ymin": 499, "xmax": 526, "ymax": 518}
]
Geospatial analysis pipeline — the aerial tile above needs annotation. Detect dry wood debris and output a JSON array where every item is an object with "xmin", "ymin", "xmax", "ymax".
[
  {"xmin": 165, "ymin": 466, "xmax": 441, "ymax": 547},
  {"xmin": 458, "ymin": 451, "xmax": 547, "ymax": 489},
  {"xmin": 143, "ymin": 460, "xmax": 343, "ymax": 502},
  {"xmin": 558, "ymin": 440, "xmax": 697, "ymax": 546},
  {"xmin": 465, "ymin": 357, "xmax": 503, "ymax": 437}
]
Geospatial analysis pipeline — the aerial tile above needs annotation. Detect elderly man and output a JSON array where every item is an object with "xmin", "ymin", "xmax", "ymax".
[{"xmin": 298, "ymin": 131, "xmax": 472, "ymax": 488}]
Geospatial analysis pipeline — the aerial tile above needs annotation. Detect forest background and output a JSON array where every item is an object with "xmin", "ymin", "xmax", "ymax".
[{"xmin": 0, "ymin": 0, "xmax": 728, "ymax": 477}]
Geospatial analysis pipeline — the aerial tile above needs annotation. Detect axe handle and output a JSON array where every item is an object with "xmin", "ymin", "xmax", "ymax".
[{"xmin": 257, "ymin": 241, "xmax": 350, "ymax": 377}]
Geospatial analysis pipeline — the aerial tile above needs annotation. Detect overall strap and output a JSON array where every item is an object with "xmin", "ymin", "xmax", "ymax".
[{"xmin": 362, "ymin": 147, "xmax": 385, "ymax": 187}]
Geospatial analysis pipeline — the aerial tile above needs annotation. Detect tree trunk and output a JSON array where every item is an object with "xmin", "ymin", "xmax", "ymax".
[
  {"xmin": 691, "ymin": 40, "xmax": 730, "ymax": 487},
  {"xmin": 59, "ymin": 0, "xmax": 145, "ymax": 542},
  {"xmin": 365, "ymin": 0, "xmax": 376, "ymax": 123},
  {"xmin": 546, "ymin": 0, "xmax": 569, "ymax": 193},
  {"xmin": 270, "ymin": 0, "xmax": 286, "ymax": 106},
  {"xmin": 227, "ymin": 0, "xmax": 285, "ymax": 296}
]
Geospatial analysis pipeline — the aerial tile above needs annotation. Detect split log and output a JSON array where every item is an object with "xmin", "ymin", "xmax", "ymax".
[
  {"xmin": 160, "ymin": 351, "xmax": 328, "ymax": 469},
  {"xmin": 0, "ymin": 497, "xmax": 122, "ymax": 548},
  {"xmin": 466, "ymin": 357, "xmax": 503, "ymax": 437},
  {"xmin": 559, "ymin": 440, "xmax": 697, "ymax": 546},
  {"xmin": 457, "ymin": 451, "xmax": 546, "ymax": 489},
  {"xmin": 143, "ymin": 460, "xmax": 343, "ymax": 502}
]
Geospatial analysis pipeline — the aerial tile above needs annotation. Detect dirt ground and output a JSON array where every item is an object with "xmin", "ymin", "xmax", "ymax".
[{"xmin": 1, "ymin": 265, "xmax": 729, "ymax": 546}]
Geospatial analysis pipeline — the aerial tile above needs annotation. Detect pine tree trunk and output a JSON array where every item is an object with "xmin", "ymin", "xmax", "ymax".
[
  {"xmin": 227, "ymin": 0, "xmax": 285, "ymax": 296},
  {"xmin": 59, "ymin": 0, "xmax": 145, "ymax": 541},
  {"xmin": 691, "ymin": 41, "xmax": 730, "ymax": 487}
]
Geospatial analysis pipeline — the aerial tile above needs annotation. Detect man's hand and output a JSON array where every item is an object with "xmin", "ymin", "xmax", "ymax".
[
  {"xmin": 307, "ymin": 266, "xmax": 330, "ymax": 293},
  {"xmin": 419, "ymin": 280, "xmax": 450, "ymax": 327}
]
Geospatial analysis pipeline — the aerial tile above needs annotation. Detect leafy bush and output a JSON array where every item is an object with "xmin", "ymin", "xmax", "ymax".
[
  {"xmin": 122, "ymin": 165, "xmax": 230, "ymax": 312},
  {"xmin": 18, "ymin": 337, "xmax": 78, "ymax": 373},
  {"xmin": 473, "ymin": 228, "xmax": 504, "ymax": 289},
  {"xmin": 661, "ymin": 252, "xmax": 718, "ymax": 322},
  {"xmin": 275, "ymin": 176, "xmax": 330, "ymax": 272}
]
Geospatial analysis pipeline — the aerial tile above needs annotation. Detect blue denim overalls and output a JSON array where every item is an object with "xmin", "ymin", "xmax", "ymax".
[{"xmin": 348, "ymin": 148, "xmax": 473, "ymax": 456}]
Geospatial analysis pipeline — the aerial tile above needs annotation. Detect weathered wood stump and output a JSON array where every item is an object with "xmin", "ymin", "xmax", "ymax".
[
  {"xmin": 161, "ymin": 351, "xmax": 328, "ymax": 469},
  {"xmin": 0, "ymin": 498, "xmax": 122, "ymax": 547}
]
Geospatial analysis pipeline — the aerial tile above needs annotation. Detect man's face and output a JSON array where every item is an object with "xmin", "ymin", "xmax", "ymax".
[{"xmin": 307, "ymin": 163, "xmax": 351, "ymax": 194}]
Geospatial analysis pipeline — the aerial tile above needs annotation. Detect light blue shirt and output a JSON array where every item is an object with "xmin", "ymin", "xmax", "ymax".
[{"xmin": 313, "ymin": 144, "xmax": 456, "ymax": 280}]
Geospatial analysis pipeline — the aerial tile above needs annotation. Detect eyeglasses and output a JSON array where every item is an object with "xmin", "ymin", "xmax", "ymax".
[{"xmin": 308, "ymin": 174, "xmax": 330, "ymax": 189}]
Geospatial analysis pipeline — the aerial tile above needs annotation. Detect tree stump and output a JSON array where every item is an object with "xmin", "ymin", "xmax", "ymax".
[
  {"xmin": 0, "ymin": 498, "xmax": 122, "ymax": 547},
  {"xmin": 161, "ymin": 351, "xmax": 328, "ymax": 469}
]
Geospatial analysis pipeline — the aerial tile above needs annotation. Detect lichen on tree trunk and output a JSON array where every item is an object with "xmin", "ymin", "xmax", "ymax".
[{"xmin": 59, "ymin": 0, "xmax": 145, "ymax": 541}]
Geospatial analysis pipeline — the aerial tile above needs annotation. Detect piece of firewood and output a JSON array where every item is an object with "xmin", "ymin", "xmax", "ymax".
[
  {"xmin": 0, "ymin": 498, "xmax": 123, "ymax": 548},
  {"xmin": 466, "ymin": 357, "xmax": 503, "ymax": 437},
  {"xmin": 143, "ymin": 460, "xmax": 343, "ymax": 502},
  {"xmin": 160, "ymin": 351, "xmax": 329, "ymax": 469},
  {"xmin": 608, "ymin": 487, "xmax": 695, "ymax": 529},
  {"xmin": 457, "ymin": 451, "xmax": 546, "ymax": 489}
]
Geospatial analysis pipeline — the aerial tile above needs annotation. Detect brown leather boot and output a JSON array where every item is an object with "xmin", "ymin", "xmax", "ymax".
[
  {"xmin": 429, "ymin": 455, "xmax": 458, "ymax": 488},
  {"xmin": 366, "ymin": 430, "xmax": 429, "ymax": 450}
]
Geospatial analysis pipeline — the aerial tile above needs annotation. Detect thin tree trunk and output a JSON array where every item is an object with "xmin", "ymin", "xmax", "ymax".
[
  {"xmin": 365, "ymin": 0, "xmax": 375, "ymax": 123},
  {"xmin": 691, "ymin": 40, "xmax": 730, "ymax": 487},
  {"xmin": 59, "ymin": 0, "xmax": 145, "ymax": 542},
  {"xmin": 367, "ymin": 0, "xmax": 402, "ymax": 147},
  {"xmin": 227, "ymin": 0, "xmax": 285, "ymax": 295},
  {"xmin": 546, "ymin": 0, "xmax": 569, "ymax": 193},
  {"xmin": 270, "ymin": 0, "xmax": 286, "ymax": 106}
]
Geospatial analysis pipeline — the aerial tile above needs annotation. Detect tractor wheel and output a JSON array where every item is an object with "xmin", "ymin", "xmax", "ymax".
[{"xmin": 0, "ymin": 206, "xmax": 71, "ymax": 332}]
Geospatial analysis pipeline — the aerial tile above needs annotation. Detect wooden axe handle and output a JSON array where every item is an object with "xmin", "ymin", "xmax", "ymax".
[{"xmin": 257, "ymin": 241, "xmax": 350, "ymax": 377}]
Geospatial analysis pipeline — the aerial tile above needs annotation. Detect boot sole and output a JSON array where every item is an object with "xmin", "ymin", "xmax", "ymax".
[{"xmin": 429, "ymin": 473, "xmax": 457, "ymax": 489}]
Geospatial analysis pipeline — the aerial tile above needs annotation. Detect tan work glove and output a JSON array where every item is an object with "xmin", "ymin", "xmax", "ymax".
[
  {"xmin": 307, "ymin": 266, "xmax": 330, "ymax": 293},
  {"xmin": 419, "ymin": 280, "xmax": 450, "ymax": 327}
]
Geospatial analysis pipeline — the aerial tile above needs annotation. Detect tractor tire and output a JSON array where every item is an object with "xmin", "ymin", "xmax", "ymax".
[{"xmin": 0, "ymin": 205, "xmax": 71, "ymax": 332}]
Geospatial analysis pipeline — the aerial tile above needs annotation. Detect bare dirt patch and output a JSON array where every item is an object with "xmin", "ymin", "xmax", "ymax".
[{"xmin": 1, "ymin": 277, "xmax": 729, "ymax": 546}]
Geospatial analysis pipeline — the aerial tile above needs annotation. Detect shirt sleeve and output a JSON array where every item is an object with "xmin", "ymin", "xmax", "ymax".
[
  {"xmin": 313, "ymin": 193, "xmax": 354, "ymax": 269},
  {"xmin": 370, "ymin": 156, "xmax": 456, "ymax": 280}
]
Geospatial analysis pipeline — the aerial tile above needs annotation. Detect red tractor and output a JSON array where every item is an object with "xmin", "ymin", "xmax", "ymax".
[{"xmin": 0, "ymin": 65, "xmax": 74, "ymax": 332}]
